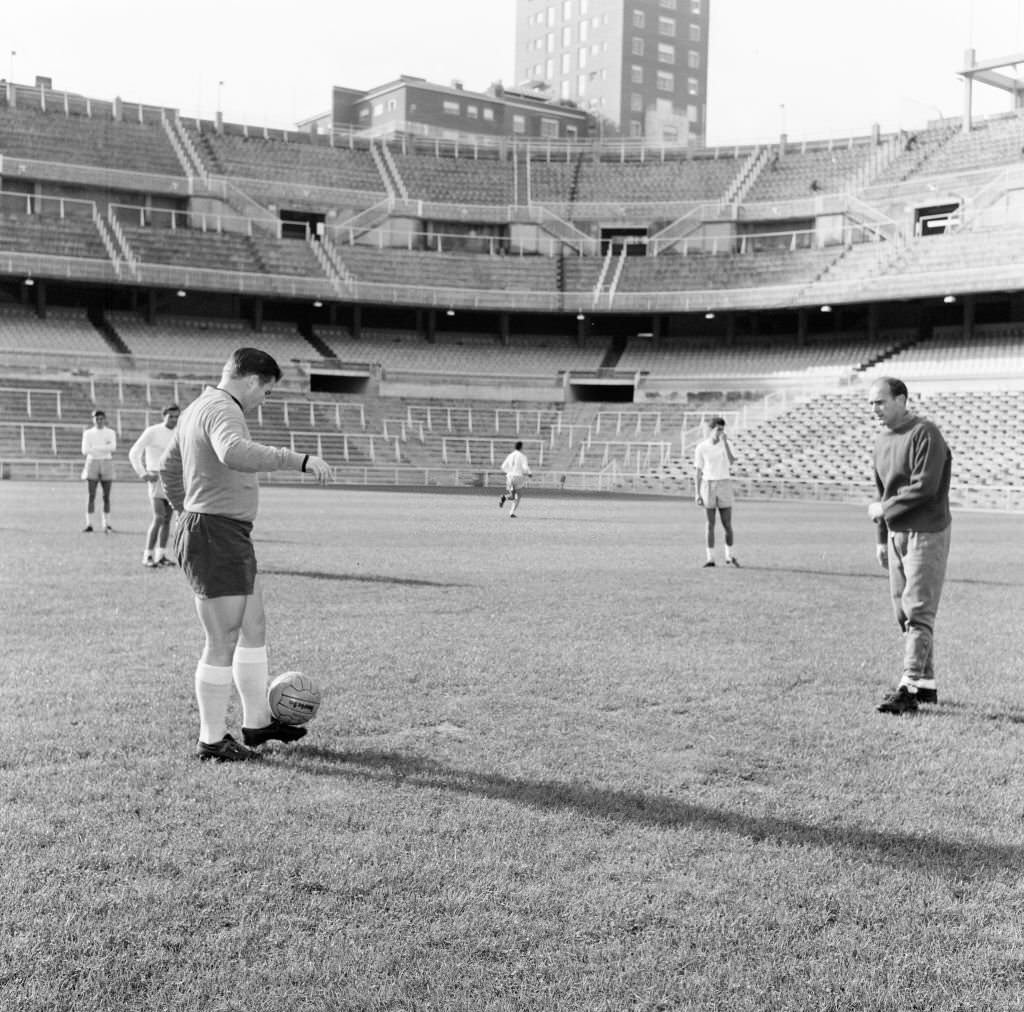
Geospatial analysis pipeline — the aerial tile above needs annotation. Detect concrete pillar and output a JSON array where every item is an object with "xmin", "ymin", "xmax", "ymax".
[
  {"xmin": 351, "ymin": 304, "xmax": 362, "ymax": 340},
  {"xmin": 962, "ymin": 294, "xmax": 976, "ymax": 342},
  {"xmin": 962, "ymin": 49, "xmax": 974, "ymax": 133}
]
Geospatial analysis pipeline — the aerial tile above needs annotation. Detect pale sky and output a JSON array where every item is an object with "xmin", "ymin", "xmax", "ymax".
[{"xmin": 5, "ymin": 0, "xmax": 1022, "ymax": 146}]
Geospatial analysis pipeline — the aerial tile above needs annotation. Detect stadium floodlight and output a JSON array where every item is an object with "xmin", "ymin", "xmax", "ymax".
[
  {"xmin": 23, "ymin": 277, "xmax": 34, "ymax": 287},
  {"xmin": 576, "ymin": 311, "xmax": 585, "ymax": 321},
  {"xmin": 176, "ymin": 289, "xmax": 187, "ymax": 298},
  {"xmin": 820, "ymin": 304, "xmax": 832, "ymax": 313},
  {"xmin": 313, "ymin": 300, "xmax": 324, "ymax": 308},
  {"xmin": 445, "ymin": 308, "xmax": 455, "ymax": 316},
  {"xmin": 943, "ymin": 294, "xmax": 957, "ymax": 304},
  {"xmin": 704, "ymin": 312, "xmax": 715, "ymax": 320}
]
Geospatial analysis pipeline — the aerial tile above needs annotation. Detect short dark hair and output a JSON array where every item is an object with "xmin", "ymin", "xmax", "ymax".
[
  {"xmin": 875, "ymin": 377, "xmax": 908, "ymax": 400},
  {"xmin": 709, "ymin": 416, "xmax": 726, "ymax": 428},
  {"xmin": 92, "ymin": 409, "xmax": 105, "ymax": 419},
  {"xmin": 225, "ymin": 347, "xmax": 282, "ymax": 384},
  {"xmin": 515, "ymin": 440, "xmax": 524, "ymax": 451},
  {"xmin": 162, "ymin": 404, "xmax": 180, "ymax": 416}
]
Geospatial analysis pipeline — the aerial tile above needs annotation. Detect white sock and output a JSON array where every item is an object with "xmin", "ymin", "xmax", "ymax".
[
  {"xmin": 102, "ymin": 513, "xmax": 111, "ymax": 530},
  {"xmin": 195, "ymin": 662, "xmax": 233, "ymax": 744},
  {"xmin": 233, "ymin": 645, "xmax": 271, "ymax": 729},
  {"xmin": 725, "ymin": 547, "xmax": 733, "ymax": 561},
  {"xmin": 706, "ymin": 547, "xmax": 714, "ymax": 561},
  {"xmin": 154, "ymin": 547, "xmax": 165, "ymax": 562},
  {"xmin": 86, "ymin": 513, "xmax": 93, "ymax": 527},
  {"xmin": 143, "ymin": 551, "xmax": 153, "ymax": 563}
]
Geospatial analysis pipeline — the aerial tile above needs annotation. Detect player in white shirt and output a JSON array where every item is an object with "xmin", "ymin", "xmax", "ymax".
[
  {"xmin": 693, "ymin": 416, "xmax": 739, "ymax": 568},
  {"xmin": 129, "ymin": 404, "xmax": 181, "ymax": 567},
  {"xmin": 499, "ymin": 441, "xmax": 533, "ymax": 518},
  {"xmin": 81, "ymin": 409, "xmax": 117, "ymax": 532}
]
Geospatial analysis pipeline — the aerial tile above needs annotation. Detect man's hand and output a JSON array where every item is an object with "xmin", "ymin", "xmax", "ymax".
[
  {"xmin": 695, "ymin": 495, "xmax": 704, "ymax": 507},
  {"xmin": 143, "ymin": 471, "xmax": 158, "ymax": 483},
  {"xmin": 875, "ymin": 544, "xmax": 888, "ymax": 570},
  {"xmin": 867, "ymin": 501, "xmax": 884, "ymax": 523},
  {"xmin": 304, "ymin": 454, "xmax": 332, "ymax": 484}
]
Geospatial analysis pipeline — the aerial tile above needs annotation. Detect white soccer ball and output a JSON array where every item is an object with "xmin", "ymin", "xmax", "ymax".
[{"xmin": 268, "ymin": 671, "xmax": 322, "ymax": 726}]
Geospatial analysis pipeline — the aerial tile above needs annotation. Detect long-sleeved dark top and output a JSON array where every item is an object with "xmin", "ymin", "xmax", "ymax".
[{"xmin": 872, "ymin": 415, "xmax": 952, "ymax": 542}]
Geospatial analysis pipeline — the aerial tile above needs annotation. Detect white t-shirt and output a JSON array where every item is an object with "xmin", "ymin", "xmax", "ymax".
[
  {"xmin": 693, "ymin": 437, "xmax": 732, "ymax": 481},
  {"xmin": 82, "ymin": 425, "xmax": 116, "ymax": 460},
  {"xmin": 501, "ymin": 449, "xmax": 532, "ymax": 478},
  {"xmin": 129, "ymin": 422, "xmax": 176, "ymax": 476},
  {"xmin": 130, "ymin": 422, "xmax": 177, "ymax": 499}
]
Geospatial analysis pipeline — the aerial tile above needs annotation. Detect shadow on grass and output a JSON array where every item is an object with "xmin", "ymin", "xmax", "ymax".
[
  {"xmin": 261, "ymin": 567, "xmax": 466, "ymax": 588},
  {"xmin": 285, "ymin": 746, "xmax": 1022, "ymax": 874},
  {"xmin": 736, "ymin": 565, "xmax": 1023, "ymax": 588}
]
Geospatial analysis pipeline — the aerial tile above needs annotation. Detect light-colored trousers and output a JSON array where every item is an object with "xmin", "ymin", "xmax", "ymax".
[{"xmin": 887, "ymin": 525, "xmax": 951, "ymax": 682}]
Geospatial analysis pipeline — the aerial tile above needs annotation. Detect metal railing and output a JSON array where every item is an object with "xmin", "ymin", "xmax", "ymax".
[{"xmin": 3, "ymin": 456, "xmax": 1020, "ymax": 511}]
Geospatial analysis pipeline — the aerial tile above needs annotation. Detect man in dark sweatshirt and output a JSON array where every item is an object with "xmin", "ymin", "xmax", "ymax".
[{"xmin": 867, "ymin": 377, "xmax": 952, "ymax": 715}]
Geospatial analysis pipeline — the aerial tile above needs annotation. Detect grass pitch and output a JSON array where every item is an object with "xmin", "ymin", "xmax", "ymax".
[{"xmin": 1, "ymin": 482, "xmax": 1023, "ymax": 1012}]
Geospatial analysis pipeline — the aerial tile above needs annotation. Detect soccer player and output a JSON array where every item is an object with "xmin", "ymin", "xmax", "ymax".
[
  {"xmin": 693, "ymin": 416, "xmax": 739, "ymax": 567},
  {"xmin": 159, "ymin": 348, "xmax": 332, "ymax": 762},
  {"xmin": 128, "ymin": 404, "xmax": 180, "ymax": 568},
  {"xmin": 499, "ymin": 440, "xmax": 533, "ymax": 518},
  {"xmin": 868, "ymin": 377, "xmax": 952, "ymax": 715},
  {"xmin": 81, "ymin": 409, "xmax": 117, "ymax": 533}
]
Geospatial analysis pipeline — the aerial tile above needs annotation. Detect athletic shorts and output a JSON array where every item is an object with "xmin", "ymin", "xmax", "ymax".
[
  {"xmin": 701, "ymin": 478, "xmax": 735, "ymax": 509},
  {"xmin": 82, "ymin": 459, "xmax": 114, "ymax": 482},
  {"xmin": 147, "ymin": 474, "xmax": 168, "ymax": 500},
  {"xmin": 174, "ymin": 511, "xmax": 256, "ymax": 599},
  {"xmin": 506, "ymin": 475, "xmax": 527, "ymax": 494}
]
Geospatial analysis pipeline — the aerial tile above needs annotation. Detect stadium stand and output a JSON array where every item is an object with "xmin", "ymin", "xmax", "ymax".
[
  {"xmin": 184, "ymin": 124, "xmax": 387, "ymax": 196},
  {"xmin": 0, "ymin": 103, "xmax": 184, "ymax": 176},
  {"xmin": 1, "ymin": 79, "xmax": 1023, "ymax": 507}
]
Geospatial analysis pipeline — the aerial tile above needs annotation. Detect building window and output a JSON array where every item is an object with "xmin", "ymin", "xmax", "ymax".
[
  {"xmin": 540, "ymin": 117, "xmax": 560, "ymax": 138},
  {"xmin": 547, "ymin": 5, "xmax": 556, "ymax": 26},
  {"xmin": 632, "ymin": 10, "xmax": 645, "ymax": 28},
  {"xmin": 657, "ymin": 70, "xmax": 675, "ymax": 91},
  {"xmin": 373, "ymin": 102, "xmax": 384, "ymax": 116},
  {"xmin": 630, "ymin": 93, "xmax": 643, "ymax": 112},
  {"xmin": 577, "ymin": 73, "xmax": 588, "ymax": 95},
  {"xmin": 658, "ymin": 43, "xmax": 675, "ymax": 63},
  {"xmin": 562, "ymin": 0, "xmax": 573, "ymax": 18},
  {"xmin": 690, "ymin": 0, "xmax": 700, "ymax": 13},
  {"xmin": 387, "ymin": 99, "xmax": 397, "ymax": 112},
  {"xmin": 578, "ymin": 46, "xmax": 588, "ymax": 68},
  {"xmin": 630, "ymin": 64, "xmax": 643, "ymax": 84},
  {"xmin": 358, "ymin": 107, "xmax": 369, "ymax": 120},
  {"xmin": 547, "ymin": 32, "xmax": 555, "ymax": 52},
  {"xmin": 580, "ymin": 20, "xmax": 589, "ymax": 41},
  {"xmin": 561, "ymin": 52, "xmax": 572, "ymax": 74},
  {"xmin": 580, "ymin": 0, "xmax": 588, "ymax": 12},
  {"xmin": 630, "ymin": 120, "xmax": 643, "ymax": 137},
  {"xmin": 483, "ymin": 108, "xmax": 495, "ymax": 121},
  {"xmin": 467, "ymin": 104, "xmax": 479, "ymax": 119},
  {"xmin": 688, "ymin": 50, "xmax": 700, "ymax": 68},
  {"xmin": 632, "ymin": 37, "xmax": 644, "ymax": 55},
  {"xmin": 658, "ymin": 16, "xmax": 676, "ymax": 35},
  {"xmin": 442, "ymin": 100, "xmax": 460, "ymax": 115},
  {"xmin": 560, "ymin": 79, "xmax": 571, "ymax": 99},
  {"xmin": 513, "ymin": 114, "xmax": 526, "ymax": 133},
  {"xmin": 663, "ymin": 126, "xmax": 679, "ymax": 142},
  {"xmin": 562, "ymin": 25, "xmax": 572, "ymax": 45},
  {"xmin": 660, "ymin": 0, "xmax": 677, "ymax": 7},
  {"xmin": 689, "ymin": 24, "xmax": 701, "ymax": 42},
  {"xmin": 688, "ymin": 75, "xmax": 699, "ymax": 96}
]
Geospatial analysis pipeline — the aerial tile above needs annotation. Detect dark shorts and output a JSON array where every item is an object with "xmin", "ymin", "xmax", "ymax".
[{"xmin": 174, "ymin": 511, "xmax": 256, "ymax": 599}]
